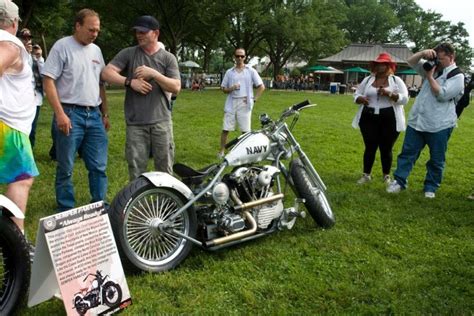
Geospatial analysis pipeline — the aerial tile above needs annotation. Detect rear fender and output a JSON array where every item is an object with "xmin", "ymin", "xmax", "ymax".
[
  {"xmin": 0, "ymin": 194, "xmax": 25, "ymax": 219},
  {"xmin": 141, "ymin": 172, "xmax": 194, "ymax": 200}
]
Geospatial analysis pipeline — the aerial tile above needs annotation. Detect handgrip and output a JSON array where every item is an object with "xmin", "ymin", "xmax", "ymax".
[{"xmin": 292, "ymin": 100, "xmax": 310, "ymax": 111}]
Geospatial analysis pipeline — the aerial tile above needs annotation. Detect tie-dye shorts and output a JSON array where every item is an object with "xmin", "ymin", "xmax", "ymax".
[{"xmin": 0, "ymin": 121, "xmax": 39, "ymax": 184}]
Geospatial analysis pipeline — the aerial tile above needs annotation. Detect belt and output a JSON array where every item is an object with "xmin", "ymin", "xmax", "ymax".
[
  {"xmin": 62, "ymin": 103, "xmax": 98, "ymax": 111},
  {"xmin": 362, "ymin": 106, "xmax": 393, "ymax": 115}
]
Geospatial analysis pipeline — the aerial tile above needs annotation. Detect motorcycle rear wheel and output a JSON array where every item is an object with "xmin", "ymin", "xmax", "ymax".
[
  {"xmin": 290, "ymin": 159, "xmax": 335, "ymax": 228},
  {"xmin": 109, "ymin": 177, "xmax": 197, "ymax": 273},
  {"xmin": 0, "ymin": 215, "xmax": 31, "ymax": 315}
]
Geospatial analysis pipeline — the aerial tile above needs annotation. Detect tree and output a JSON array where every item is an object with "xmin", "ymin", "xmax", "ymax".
[
  {"xmin": 341, "ymin": 0, "xmax": 398, "ymax": 44},
  {"xmin": 259, "ymin": 0, "xmax": 347, "ymax": 80}
]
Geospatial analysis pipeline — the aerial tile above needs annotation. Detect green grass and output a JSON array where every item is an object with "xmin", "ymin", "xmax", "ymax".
[{"xmin": 12, "ymin": 88, "xmax": 474, "ymax": 314}]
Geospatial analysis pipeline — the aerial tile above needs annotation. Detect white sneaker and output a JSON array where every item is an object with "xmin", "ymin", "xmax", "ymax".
[
  {"xmin": 357, "ymin": 173, "xmax": 372, "ymax": 184},
  {"xmin": 383, "ymin": 175, "xmax": 391, "ymax": 185},
  {"xmin": 386, "ymin": 180, "xmax": 402, "ymax": 193},
  {"xmin": 424, "ymin": 192, "xmax": 435, "ymax": 199},
  {"xmin": 217, "ymin": 151, "xmax": 225, "ymax": 160}
]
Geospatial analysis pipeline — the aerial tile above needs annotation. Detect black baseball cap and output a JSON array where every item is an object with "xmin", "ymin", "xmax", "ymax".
[{"xmin": 132, "ymin": 15, "xmax": 160, "ymax": 32}]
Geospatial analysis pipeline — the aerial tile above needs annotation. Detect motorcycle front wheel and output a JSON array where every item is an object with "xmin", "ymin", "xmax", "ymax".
[
  {"xmin": 109, "ymin": 177, "xmax": 197, "ymax": 273},
  {"xmin": 0, "ymin": 215, "xmax": 31, "ymax": 315},
  {"xmin": 103, "ymin": 281, "xmax": 122, "ymax": 307},
  {"xmin": 290, "ymin": 159, "xmax": 335, "ymax": 228}
]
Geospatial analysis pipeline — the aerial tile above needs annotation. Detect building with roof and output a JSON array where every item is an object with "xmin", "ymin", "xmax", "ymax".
[{"xmin": 318, "ymin": 43, "xmax": 420, "ymax": 88}]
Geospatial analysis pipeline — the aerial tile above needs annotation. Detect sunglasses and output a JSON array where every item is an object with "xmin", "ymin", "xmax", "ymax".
[{"xmin": 235, "ymin": 55, "xmax": 245, "ymax": 58}]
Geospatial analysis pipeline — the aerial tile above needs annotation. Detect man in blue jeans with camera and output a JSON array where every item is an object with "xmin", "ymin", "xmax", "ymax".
[
  {"xmin": 387, "ymin": 43, "xmax": 464, "ymax": 198},
  {"xmin": 42, "ymin": 9, "xmax": 109, "ymax": 212}
]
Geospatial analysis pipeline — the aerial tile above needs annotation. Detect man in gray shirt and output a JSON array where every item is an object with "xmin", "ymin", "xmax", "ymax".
[
  {"xmin": 102, "ymin": 15, "xmax": 180, "ymax": 180},
  {"xmin": 42, "ymin": 9, "xmax": 109, "ymax": 212}
]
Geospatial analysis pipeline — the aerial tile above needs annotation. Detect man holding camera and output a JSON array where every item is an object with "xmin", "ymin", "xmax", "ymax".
[
  {"xmin": 387, "ymin": 43, "xmax": 464, "ymax": 198},
  {"xmin": 17, "ymin": 28, "xmax": 44, "ymax": 148}
]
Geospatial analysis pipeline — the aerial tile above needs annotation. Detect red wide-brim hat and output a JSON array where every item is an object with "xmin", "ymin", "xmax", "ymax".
[{"xmin": 370, "ymin": 52, "xmax": 397, "ymax": 72}]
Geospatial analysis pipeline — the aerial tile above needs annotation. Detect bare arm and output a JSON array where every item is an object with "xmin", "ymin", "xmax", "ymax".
[
  {"xmin": 0, "ymin": 42, "xmax": 22, "ymax": 76},
  {"xmin": 254, "ymin": 84, "xmax": 265, "ymax": 101},
  {"xmin": 99, "ymin": 84, "xmax": 110, "ymax": 130},
  {"xmin": 43, "ymin": 76, "xmax": 72, "ymax": 135},
  {"xmin": 407, "ymin": 49, "xmax": 440, "ymax": 96},
  {"xmin": 102, "ymin": 63, "xmax": 154, "ymax": 95},
  {"xmin": 134, "ymin": 65, "xmax": 181, "ymax": 95}
]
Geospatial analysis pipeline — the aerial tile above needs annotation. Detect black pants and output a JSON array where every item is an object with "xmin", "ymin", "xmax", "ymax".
[{"xmin": 359, "ymin": 107, "xmax": 400, "ymax": 175}]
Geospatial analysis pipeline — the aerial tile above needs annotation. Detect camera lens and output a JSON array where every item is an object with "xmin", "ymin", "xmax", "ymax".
[{"xmin": 423, "ymin": 61, "xmax": 435, "ymax": 71}]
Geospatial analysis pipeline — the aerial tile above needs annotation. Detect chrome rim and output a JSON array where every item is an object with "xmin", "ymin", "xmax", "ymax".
[{"xmin": 123, "ymin": 188, "xmax": 188, "ymax": 267}]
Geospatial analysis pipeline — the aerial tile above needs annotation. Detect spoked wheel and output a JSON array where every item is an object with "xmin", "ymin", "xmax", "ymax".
[
  {"xmin": 103, "ymin": 281, "xmax": 122, "ymax": 307},
  {"xmin": 0, "ymin": 215, "xmax": 31, "ymax": 315},
  {"xmin": 290, "ymin": 159, "xmax": 335, "ymax": 228},
  {"xmin": 109, "ymin": 177, "xmax": 197, "ymax": 273}
]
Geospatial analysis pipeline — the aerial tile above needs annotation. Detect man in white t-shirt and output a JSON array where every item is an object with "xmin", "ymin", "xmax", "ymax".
[
  {"xmin": 0, "ymin": 0, "xmax": 38, "ymax": 232},
  {"xmin": 219, "ymin": 47, "xmax": 265, "ymax": 158}
]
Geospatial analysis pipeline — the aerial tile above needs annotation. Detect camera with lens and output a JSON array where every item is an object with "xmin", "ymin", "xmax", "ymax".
[{"xmin": 423, "ymin": 58, "xmax": 440, "ymax": 71}]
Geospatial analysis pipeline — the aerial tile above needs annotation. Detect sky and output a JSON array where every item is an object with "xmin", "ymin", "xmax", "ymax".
[{"xmin": 414, "ymin": 0, "xmax": 474, "ymax": 47}]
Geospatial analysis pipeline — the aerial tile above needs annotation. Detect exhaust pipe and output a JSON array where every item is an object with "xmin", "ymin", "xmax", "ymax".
[{"xmin": 233, "ymin": 193, "xmax": 284, "ymax": 211}]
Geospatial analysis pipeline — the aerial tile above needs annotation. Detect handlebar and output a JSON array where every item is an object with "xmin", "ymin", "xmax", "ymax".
[{"xmin": 291, "ymin": 100, "xmax": 311, "ymax": 111}]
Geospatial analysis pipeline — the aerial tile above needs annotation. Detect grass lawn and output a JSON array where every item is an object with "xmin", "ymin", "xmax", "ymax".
[{"xmin": 12, "ymin": 88, "xmax": 474, "ymax": 315}]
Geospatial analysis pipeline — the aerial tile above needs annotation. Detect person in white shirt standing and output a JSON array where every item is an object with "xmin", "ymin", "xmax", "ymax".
[
  {"xmin": 219, "ymin": 47, "xmax": 265, "ymax": 158},
  {"xmin": 0, "ymin": 0, "xmax": 38, "ymax": 232}
]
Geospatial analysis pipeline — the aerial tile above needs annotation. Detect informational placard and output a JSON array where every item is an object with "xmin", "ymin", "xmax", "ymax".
[{"xmin": 28, "ymin": 201, "xmax": 132, "ymax": 315}]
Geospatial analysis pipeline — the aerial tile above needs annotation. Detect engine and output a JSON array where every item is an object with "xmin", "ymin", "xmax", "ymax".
[{"xmin": 199, "ymin": 165, "xmax": 283, "ymax": 239}]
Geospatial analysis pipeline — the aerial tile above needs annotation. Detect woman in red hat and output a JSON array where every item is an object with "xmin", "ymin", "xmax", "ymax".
[{"xmin": 352, "ymin": 52, "xmax": 409, "ymax": 185}]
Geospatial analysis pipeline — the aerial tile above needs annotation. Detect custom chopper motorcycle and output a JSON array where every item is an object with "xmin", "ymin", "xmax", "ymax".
[
  {"xmin": 72, "ymin": 270, "xmax": 122, "ymax": 315},
  {"xmin": 109, "ymin": 100, "xmax": 335, "ymax": 273},
  {"xmin": 0, "ymin": 194, "xmax": 30, "ymax": 315}
]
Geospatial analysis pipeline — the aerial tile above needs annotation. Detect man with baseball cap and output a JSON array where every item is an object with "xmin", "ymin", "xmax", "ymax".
[
  {"xmin": 102, "ymin": 15, "xmax": 181, "ymax": 180},
  {"xmin": 0, "ymin": 0, "xmax": 38, "ymax": 233}
]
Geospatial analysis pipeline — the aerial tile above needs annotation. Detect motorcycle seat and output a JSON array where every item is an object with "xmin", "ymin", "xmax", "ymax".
[{"xmin": 173, "ymin": 163, "xmax": 218, "ymax": 185}]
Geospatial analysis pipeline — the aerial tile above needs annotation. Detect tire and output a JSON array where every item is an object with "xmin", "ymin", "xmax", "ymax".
[
  {"xmin": 102, "ymin": 281, "xmax": 122, "ymax": 308},
  {"xmin": 0, "ymin": 215, "xmax": 31, "ymax": 315},
  {"xmin": 109, "ymin": 177, "xmax": 197, "ymax": 273},
  {"xmin": 290, "ymin": 159, "xmax": 335, "ymax": 228}
]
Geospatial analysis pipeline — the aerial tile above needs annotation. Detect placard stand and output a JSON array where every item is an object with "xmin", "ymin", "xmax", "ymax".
[{"xmin": 28, "ymin": 201, "xmax": 132, "ymax": 315}]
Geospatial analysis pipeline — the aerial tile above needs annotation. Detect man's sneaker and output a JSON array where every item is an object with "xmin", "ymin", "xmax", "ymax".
[
  {"xmin": 357, "ymin": 173, "xmax": 372, "ymax": 184},
  {"xmin": 467, "ymin": 192, "xmax": 474, "ymax": 200},
  {"xmin": 383, "ymin": 175, "xmax": 391, "ymax": 185},
  {"xmin": 386, "ymin": 180, "xmax": 403, "ymax": 193},
  {"xmin": 424, "ymin": 191, "xmax": 435, "ymax": 199},
  {"xmin": 217, "ymin": 151, "xmax": 225, "ymax": 160}
]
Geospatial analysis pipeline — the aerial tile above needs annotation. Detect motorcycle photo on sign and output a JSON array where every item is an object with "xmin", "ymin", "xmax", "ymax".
[
  {"xmin": 72, "ymin": 270, "xmax": 122, "ymax": 316},
  {"xmin": 109, "ymin": 100, "xmax": 335, "ymax": 273}
]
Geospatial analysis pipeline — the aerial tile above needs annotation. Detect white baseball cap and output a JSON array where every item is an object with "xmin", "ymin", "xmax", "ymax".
[{"xmin": 0, "ymin": 0, "xmax": 19, "ymax": 21}]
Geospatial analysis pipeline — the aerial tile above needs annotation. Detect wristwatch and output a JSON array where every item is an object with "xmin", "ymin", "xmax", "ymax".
[{"xmin": 124, "ymin": 78, "xmax": 132, "ymax": 87}]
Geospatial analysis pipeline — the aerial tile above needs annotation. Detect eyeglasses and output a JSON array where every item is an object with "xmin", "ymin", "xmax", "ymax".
[{"xmin": 235, "ymin": 55, "xmax": 245, "ymax": 58}]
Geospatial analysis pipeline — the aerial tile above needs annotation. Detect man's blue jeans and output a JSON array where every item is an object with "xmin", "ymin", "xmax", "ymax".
[
  {"xmin": 55, "ymin": 105, "xmax": 108, "ymax": 212},
  {"xmin": 394, "ymin": 125, "xmax": 453, "ymax": 193}
]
